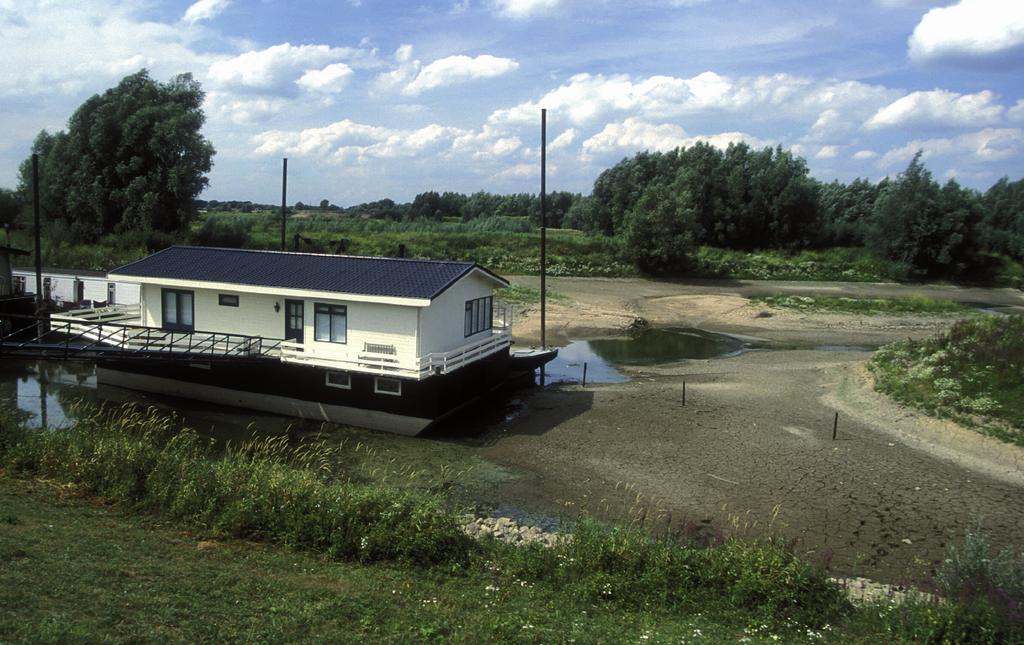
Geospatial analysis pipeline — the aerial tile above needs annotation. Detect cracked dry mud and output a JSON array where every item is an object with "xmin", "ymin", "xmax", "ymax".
[{"xmin": 470, "ymin": 277, "xmax": 1024, "ymax": 584}]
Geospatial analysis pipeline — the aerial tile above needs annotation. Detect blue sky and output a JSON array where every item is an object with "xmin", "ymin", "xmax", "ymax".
[{"xmin": 1, "ymin": 0, "xmax": 1022, "ymax": 206}]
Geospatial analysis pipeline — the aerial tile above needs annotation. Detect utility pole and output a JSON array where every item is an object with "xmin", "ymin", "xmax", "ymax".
[
  {"xmin": 539, "ymin": 109, "xmax": 547, "ymax": 386},
  {"xmin": 280, "ymin": 158, "xmax": 288, "ymax": 251}
]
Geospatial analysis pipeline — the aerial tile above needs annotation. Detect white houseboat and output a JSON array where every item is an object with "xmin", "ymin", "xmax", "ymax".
[
  {"xmin": 49, "ymin": 246, "xmax": 547, "ymax": 435},
  {"xmin": 12, "ymin": 266, "xmax": 141, "ymax": 308}
]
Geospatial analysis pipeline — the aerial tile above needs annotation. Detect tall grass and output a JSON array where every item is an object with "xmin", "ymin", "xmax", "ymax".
[{"xmin": 869, "ymin": 315, "xmax": 1024, "ymax": 445}]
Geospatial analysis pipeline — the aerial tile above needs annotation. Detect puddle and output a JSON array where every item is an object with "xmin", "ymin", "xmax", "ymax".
[{"xmin": 541, "ymin": 328, "xmax": 755, "ymax": 385}]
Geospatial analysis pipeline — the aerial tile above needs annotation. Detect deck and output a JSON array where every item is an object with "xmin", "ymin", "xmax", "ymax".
[{"xmin": 1, "ymin": 304, "xmax": 512, "ymax": 379}]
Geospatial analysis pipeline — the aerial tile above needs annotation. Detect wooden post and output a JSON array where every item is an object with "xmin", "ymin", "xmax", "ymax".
[
  {"xmin": 682, "ymin": 380, "xmax": 686, "ymax": 406},
  {"xmin": 582, "ymin": 362, "xmax": 587, "ymax": 387},
  {"xmin": 280, "ymin": 158, "xmax": 288, "ymax": 251},
  {"xmin": 832, "ymin": 412, "xmax": 838, "ymax": 440},
  {"xmin": 539, "ymin": 108, "xmax": 547, "ymax": 387}
]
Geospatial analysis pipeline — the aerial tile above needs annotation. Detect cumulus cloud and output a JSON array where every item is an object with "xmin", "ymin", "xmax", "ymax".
[
  {"xmin": 252, "ymin": 119, "xmax": 522, "ymax": 164},
  {"xmin": 878, "ymin": 128, "xmax": 1024, "ymax": 168},
  {"xmin": 580, "ymin": 117, "xmax": 762, "ymax": 157},
  {"xmin": 490, "ymin": 71, "xmax": 896, "ymax": 128},
  {"xmin": 403, "ymin": 54, "xmax": 518, "ymax": 95},
  {"xmin": 549, "ymin": 128, "xmax": 578, "ymax": 151},
  {"xmin": 492, "ymin": 0, "xmax": 562, "ymax": 19},
  {"xmin": 1009, "ymin": 99, "xmax": 1024, "ymax": 123},
  {"xmin": 208, "ymin": 43, "xmax": 363, "ymax": 92},
  {"xmin": 853, "ymin": 149, "xmax": 878, "ymax": 160},
  {"xmin": 296, "ymin": 63, "xmax": 354, "ymax": 93},
  {"xmin": 908, "ymin": 0, "xmax": 1024, "ymax": 63},
  {"xmin": 816, "ymin": 145, "xmax": 840, "ymax": 159},
  {"xmin": 182, "ymin": 0, "xmax": 230, "ymax": 24},
  {"xmin": 865, "ymin": 89, "xmax": 1004, "ymax": 129},
  {"xmin": 0, "ymin": 1, "xmax": 214, "ymax": 99},
  {"xmin": 205, "ymin": 92, "xmax": 287, "ymax": 125}
]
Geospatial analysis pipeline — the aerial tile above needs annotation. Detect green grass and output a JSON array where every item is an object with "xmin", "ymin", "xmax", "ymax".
[
  {"xmin": 869, "ymin": 315, "xmax": 1024, "ymax": 446},
  {"xmin": 753, "ymin": 295, "xmax": 970, "ymax": 316},
  {"xmin": 691, "ymin": 246, "xmax": 903, "ymax": 282},
  {"xmin": 495, "ymin": 283, "xmax": 571, "ymax": 305},
  {"xmin": 1, "ymin": 401, "xmax": 1021, "ymax": 643}
]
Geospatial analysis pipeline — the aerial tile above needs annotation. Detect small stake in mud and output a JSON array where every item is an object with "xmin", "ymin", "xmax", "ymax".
[
  {"xmin": 682, "ymin": 381, "xmax": 687, "ymax": 406},
  {"xmin": 582, "ymin": 362, "xmax": 588, "ymax": 387},
  {"xmin": 832, "ymin": 412, "xmax": 839, "ymax": 440}
]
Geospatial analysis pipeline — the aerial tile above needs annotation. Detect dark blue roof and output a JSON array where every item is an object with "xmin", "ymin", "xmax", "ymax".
[{"xmin": 109, "ymin": 246, "xmax": 506, "ymax": 300}]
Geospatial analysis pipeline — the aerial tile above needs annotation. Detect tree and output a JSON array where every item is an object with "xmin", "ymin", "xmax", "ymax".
[
  {"xmin": 867, "ymin": 153, "xmax": 981, "ymax": 278},
  {"xmin": 319, "ymin": 199, "xmax": 330, "ymax": 210},
  {"xmin": 623, "ymin": 183, "xmax": 698, "ymax": 274},
  {"xmin": 18, "ymin": 70, "xmax": 215, "ymax": 239},
  {"xmin": 0, "ymin": 188, "xmax": 22, "ymax": 228}
]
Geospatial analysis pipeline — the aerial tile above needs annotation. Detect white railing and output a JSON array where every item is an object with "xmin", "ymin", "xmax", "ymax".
[
  {"xmin": 51, "ymin": 303, "xmax": 142, "ymax": 325},
  {"xmin": 279, "ymin": 327, "xmax": 512, "ymax": 379}
]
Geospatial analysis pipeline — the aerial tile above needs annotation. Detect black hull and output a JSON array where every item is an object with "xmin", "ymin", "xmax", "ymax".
[{"xmin": 97, "ymin": 348, "xmax": 511, "ymax": 436}]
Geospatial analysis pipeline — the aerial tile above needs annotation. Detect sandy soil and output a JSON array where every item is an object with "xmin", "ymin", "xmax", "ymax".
[{"xmin": 462, "ymin": 277, "xmax": 1024, "ymax": 583}]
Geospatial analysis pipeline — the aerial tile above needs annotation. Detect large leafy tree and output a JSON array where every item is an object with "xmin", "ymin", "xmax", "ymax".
[
  {"xmin": 18, "ymin": 70, "xmax": 215, "ymax": 239},
  {"xmin": 867, "ymin": 153, "xmax": 982, "ymax": 278}
]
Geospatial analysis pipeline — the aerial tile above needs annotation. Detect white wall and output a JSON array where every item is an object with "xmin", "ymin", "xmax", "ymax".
[
  {"xmin": 12, "ymin": 270, "xmax": 140, "ymax": 306},
  {"xmin": 418, "ymin": 272, "xmax": 496, "ymax": 354},
  {"xmin": 139, "ymin": 283, "xmax": 420, "ymax": 363}
]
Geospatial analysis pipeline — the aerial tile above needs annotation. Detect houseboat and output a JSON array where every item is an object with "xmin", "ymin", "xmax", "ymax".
[
  {"xmin": 48, "ymin": 246, "xmax": 551, "ymax": 435},
  {"xmin": 12, "ymin": 266, "xmax": 141, "ymax": 308}
]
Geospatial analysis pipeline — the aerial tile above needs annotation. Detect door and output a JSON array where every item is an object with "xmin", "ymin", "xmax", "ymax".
[{"xmin": 284, "ymin": 299, "xmax": 304, "ymax": 343}]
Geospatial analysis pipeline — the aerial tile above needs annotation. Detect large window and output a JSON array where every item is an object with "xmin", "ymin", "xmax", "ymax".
[
  {"xmin": 314, "ymin": 303, "xmax": 347, "ymax": 343},
  {"xmin": 162, "ymin": 289, "xmax": 194, "ymax": 331},
  {"xmin": 464, "ymin": 296, "xmax": 492, "ymax": 337}
]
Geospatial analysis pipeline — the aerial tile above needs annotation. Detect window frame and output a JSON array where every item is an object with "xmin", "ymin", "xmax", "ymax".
[
  {"xmin": 218, "ymin": 293, "xmax": 239, "ymax": 307},
  {"xmin": 161, "ymin": 288, "xmax": 195, "ymax": 332},
  {"xmin": 325, "ymin": 371, "xmax": 352, "ymax": 390},
  {"xmin": 314, "ymin": 303, "xmax": 348, "ymax": 344},
  {"xmin": 464, "ymin": 295, "xmax": 493, "ymax": 337},
  {"xmin": 374, "ymin": 377, "xmax": 402, "ymax": 396}
]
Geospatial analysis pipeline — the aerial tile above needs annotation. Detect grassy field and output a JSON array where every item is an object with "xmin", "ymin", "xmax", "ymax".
[
  {"xmin": 753, "ymin": 295, "xmax": 970, "ymax": 316},
  {"xmin": 2, "ymin": 402, "xmax": 1023, "ymax": 644},
  {"xmin": 869, "ymin": 315, "xmax": 1024, "ymax": 446}
]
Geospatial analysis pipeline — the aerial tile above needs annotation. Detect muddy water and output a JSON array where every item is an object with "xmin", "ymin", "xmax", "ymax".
[{"xmin": 542, "ymin": 328, "xmax": 754, "ymax": 384}]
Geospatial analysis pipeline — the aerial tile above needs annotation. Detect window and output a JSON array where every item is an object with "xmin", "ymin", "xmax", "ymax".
[
  {"xmin": 325, "ymin": 371, "xmax": 351, "ymax": 389},
  {"xmin": 218, "ymin": 294, "xmax": 239, "ymax": 307},
  {"xmin": 13, "ymin": 276, "xmax": 25, "ymax": 295},
  {"xmin": 162, "ymin": 289, "xmax": 195, "ymax": 331},
  {"xmin": 374, "ymin": 377, "xmax": 402, "ymax": 396},
  {"xmin": 314, "ymin": 303, "xmax": 347, "ymax": 343},
  {"xmin": 106, "ymin": 282, "xmax": 116, "ymax": 304},
  {"xmin": 464, "ymin": 296, "xmax": 493, "ymax": 337}
]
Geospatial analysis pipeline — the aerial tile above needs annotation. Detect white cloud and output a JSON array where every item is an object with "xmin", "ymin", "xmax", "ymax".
[
  {"xmin": 296, "ymin": 63, "xmax": 354, "ymax": 94},
  {"xmin": 182, "ymin": 0, "xmax": 230, "ymax": 24},
  {"xmin": 878, "ymin": 128, "xmax": 1024, "ymax": 168},
  {"xmin": 372, "ymin": 44, "xmax": 418, "ymax": 94},
  {"xmin": 580, "ymin": 117, "xmax": 762, "ymax": 157},
  {"xmin": 853, "ymin": 149, "xmax": 878, "ymax": 160},
  {"xmin": 909, "ymin": 0, "xmax": 1024, "ymax": 63},
  {"xmin": 549, "ymin": 128, "xmax": 578, "ymax": 151},
  {"xmin": 0, "ymin": 1, "xmax": 214, "ymax": 99},
  {"xmin": 816, "ymin": 145, "xmax": 840, "ymax": 159},
  {"xmin": 403, "ymin": 54, "xmax": 519, "ymax": 95},
  {"xmin": 208, "ymin": 43, "xmax": 367, "ymax": 92},
  {"xmin": 492, "ymin": 0, "xmax": 562, "ymax": 19},
  {"xmin": 490, "ymin": 71, "xmax": 896, "ymax": 127},
  {"xmin": 251, "ymin": 119, "xmax": 523, "ymax": 164},
  {"xmin": 865, "ymin": 89, "xmax": 1004, "ymax": 129},
  {"xmin": 205, "ymin": 92, "xmax": 287, "ymax": 125},
  {"xmin": 1009, "ymin": 99, "xmax": 1024, "ymax": 123}
]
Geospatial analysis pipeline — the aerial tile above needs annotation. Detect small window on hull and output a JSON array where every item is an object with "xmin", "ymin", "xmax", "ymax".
[
  {"xmin": 325, "ymin": 371, "xmax": 351, "ymax": 389},
  {"xmin": 374, "ymin": 377, "xmax": 402, "ymax": 396}
]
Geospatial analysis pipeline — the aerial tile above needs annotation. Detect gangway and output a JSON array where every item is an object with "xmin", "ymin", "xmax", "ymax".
[{"xmin": 0, "ymin": 305, "xmax": 282, "ymax": 364}]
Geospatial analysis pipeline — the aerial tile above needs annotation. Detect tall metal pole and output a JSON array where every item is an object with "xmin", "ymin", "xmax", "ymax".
[
  {"xmin": 280, "ymin": 158, "xmax": 288, "ymax": 251},
  {"xmin": 32, "ymin": 154, "xmax": 43, "ymax": 328},
  {"xmin": 539, "ymin": 109, "xmax": 547, "ymax": 386}
]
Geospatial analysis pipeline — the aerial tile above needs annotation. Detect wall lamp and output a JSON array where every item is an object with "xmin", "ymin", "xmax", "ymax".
[{"xmin": 274, "ymin": 301, "xmax": 280, "ymax": 313}]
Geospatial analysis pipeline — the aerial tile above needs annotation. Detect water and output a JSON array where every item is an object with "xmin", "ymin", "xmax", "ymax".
[
  {"xmin": 542, "ymin": 327, "xmax": 753, "ymax": 384},
  {"xmin": 0, "ymin": 359, "xmax": 335, "ymax": 444}
]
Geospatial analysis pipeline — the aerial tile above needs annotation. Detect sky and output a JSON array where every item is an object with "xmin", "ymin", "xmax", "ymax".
[{"xmin": 0, "ymin": 0, "xmax": 1022, "ymax": 206}]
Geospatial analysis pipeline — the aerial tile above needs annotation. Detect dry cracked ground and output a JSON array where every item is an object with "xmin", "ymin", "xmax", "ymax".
[{"xmin": 449, "ymin": 277, "xmax": 1024, "ymax": 584}]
